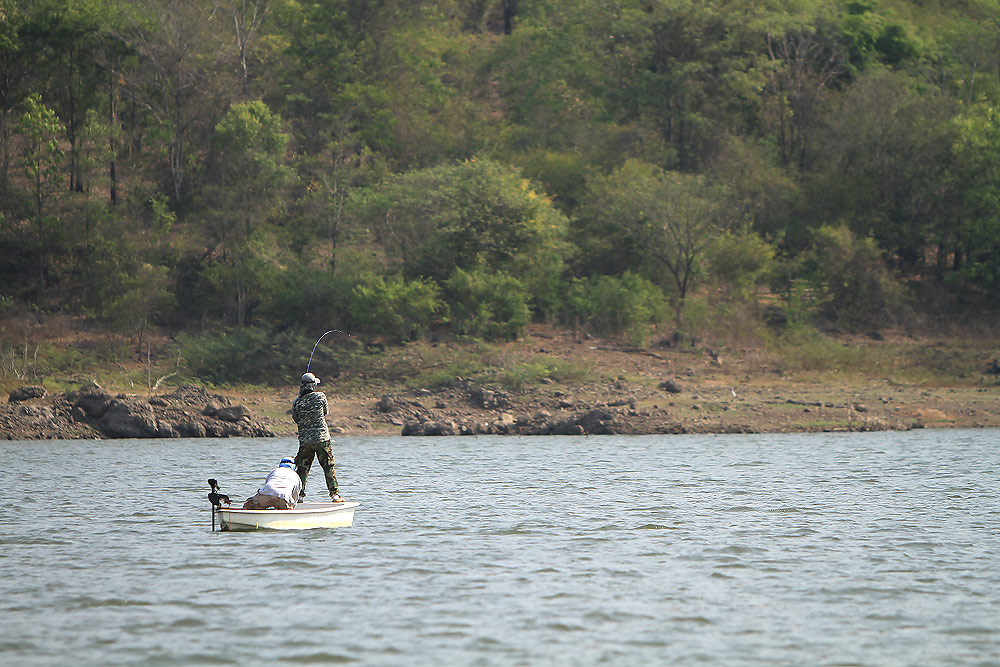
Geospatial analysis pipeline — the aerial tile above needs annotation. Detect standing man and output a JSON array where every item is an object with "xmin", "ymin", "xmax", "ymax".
[{"xmin": 292, "ymin": 372, "xmax": 344, "ymax": 502}]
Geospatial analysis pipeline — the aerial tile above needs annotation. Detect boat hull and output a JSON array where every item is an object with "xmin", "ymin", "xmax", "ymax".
[{"xmin": 216, "ymin": 501, "xmax": 358, "ymax": 531}]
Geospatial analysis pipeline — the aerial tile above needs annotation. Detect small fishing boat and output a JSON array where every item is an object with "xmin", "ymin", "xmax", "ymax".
[
  {"xmin": 207, "ymin": 479, "xmax": 358, "ymax": 531},
  {"xmin": 216, "ymin": 500, "xmax": 359, "ymax": 531}
]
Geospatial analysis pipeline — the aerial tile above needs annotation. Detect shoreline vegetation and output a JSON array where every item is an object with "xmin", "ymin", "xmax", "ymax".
[
  {"xmin": 2, "ymin": 320, "xmax": 998, "ymax": 440},
  {"xmin": 5, "ymin": 1, "xmax": 1000, "ymax": 442}
]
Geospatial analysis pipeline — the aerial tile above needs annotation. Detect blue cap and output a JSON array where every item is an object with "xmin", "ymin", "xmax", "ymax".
[{"xmin": 279, "ymin": 456, "xmax": 295, "ymax": 469}]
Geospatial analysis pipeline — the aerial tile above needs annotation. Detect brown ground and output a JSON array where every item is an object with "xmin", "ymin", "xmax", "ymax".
[
  {"xmin": 223, "ymin": 324, "xmax": 1000, "ymax": 437},
  {"xmin": 2, "ymin": 321, "xmax": 998, "ymax": 438}
]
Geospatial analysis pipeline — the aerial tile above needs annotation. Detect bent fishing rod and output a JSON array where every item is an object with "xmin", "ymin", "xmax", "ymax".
[{"xmin": 306, "ymin": 329, "xmax": 351, "ymax": 373}]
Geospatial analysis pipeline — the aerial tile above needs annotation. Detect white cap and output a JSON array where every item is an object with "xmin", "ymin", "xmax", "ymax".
[{"xmin": 301, "ymin": 372, "xmax": 320, "ymax": 386}]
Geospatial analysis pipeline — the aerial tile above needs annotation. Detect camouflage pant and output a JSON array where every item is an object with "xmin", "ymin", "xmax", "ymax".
[
  {"xmin": 242, "ymin": 493, "xmax": 291, "ymax": 510},
  {"xmin": 294, "ymin": 440, "xmax": 338, "ymax": 497}
]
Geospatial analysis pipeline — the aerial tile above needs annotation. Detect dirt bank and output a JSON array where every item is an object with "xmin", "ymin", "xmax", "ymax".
[{"xmin": 3, "ymin": 325, "xmax": 999, "ymax": 439}]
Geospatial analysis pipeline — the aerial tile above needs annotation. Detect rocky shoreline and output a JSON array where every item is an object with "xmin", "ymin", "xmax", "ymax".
[
  {"xmin": 6, "ymin": 369, "xmax": 996, "ymax": 440},
  {"xmin": 1, "ymin": 383, "xmax": 276, "ymax": 440}
]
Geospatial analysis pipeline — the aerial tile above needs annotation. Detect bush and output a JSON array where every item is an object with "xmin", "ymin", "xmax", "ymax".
[
  {"xmin": 443, "ymin": 268, "xmax": 530, "ymax": 341},
  {"xmin": 348, "ymin": 274, "xmax": 443, "ymax": 342},
  {"xmin": 178, "ymin": 327, "xmax": 316, "ymax": 384},
  {"xmin": 563, "ymin": 272, "xmax": 670, "ymax": 346},
  {"xmin": 256, "ymin": 270, "xmax": 354, "ymax": 329},
  {"xmin": 706, "ymin": 227, "xmax": 776, "ymax": 300},
  {"xmin": 809, "ymin": 225, "xmax": 907, "ymax": 331}
]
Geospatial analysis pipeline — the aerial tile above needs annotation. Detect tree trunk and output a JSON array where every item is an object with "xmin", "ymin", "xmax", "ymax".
[
  {"xmin": 109, "ymin": 69, "xmax": 118, "ymax": 205},
  {"xmin": 502, "ymin": 0, "xmax": 517, "ymax": 35}
]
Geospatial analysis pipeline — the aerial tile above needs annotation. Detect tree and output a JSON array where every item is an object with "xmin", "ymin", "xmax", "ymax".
[
  {"xmin": 811, "ymin": 70, "xmax": 958, "ymax": 272},
  {"xmin": 227, "ymin": 0, "xmax": 272, "ymax": 99},
  {"xmin": 125, "ymin": 0, "xmax": 230, "ymax": 207},
  {"xmin": 951, "ymin": 103, "xmax": 1000, "ymax": 300},
  {"xmin": 16, "ymin": 92, "xmax": 64, "ymax": 293},
  {"xmin": 808, "ymin": 224, "xmax": 905, "ymax": 331},
  {"xmin": 575, "ymin": 160, "xmax": 740, "ymax": 323},
  {"xmin": 201, "ymin": 99, "xmax": 291, "ymax": 325},
  {"xmin": 349, "ymin": 158, "xmax": 568, "ymax": 313},
  {"xmin": 763, "ymin": 18, "xmax": 844, "ymax": 171},
  {"xmin": 0, "ymin": 0, "xmax": 23, "ymax": 181}
]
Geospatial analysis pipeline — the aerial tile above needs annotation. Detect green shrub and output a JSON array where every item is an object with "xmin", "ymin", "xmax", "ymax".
[
  {"xmin": 256, "ymin": 270, "xmax": 353, "ymax": 329},
  {"xmin": 177, "ymin": 327, "xmax": 315, "ymax": 385},
  {"xmin": 809, "ymin": 225, "xmax": 907, "ymax": 331},
  {"xmin": 443, "ymin": 268, "xmax": 530, "ymax": 341},
  {"xmin": 706, "ymin": 227, "xmax": 776, "ymax": 300},
  {"xmin": 563, "ymin": 272, "xmax": 670, "ymax": 346},
  {"xmin": 348, "ymin": 274, "xmax": 443, "ymax": 342}
]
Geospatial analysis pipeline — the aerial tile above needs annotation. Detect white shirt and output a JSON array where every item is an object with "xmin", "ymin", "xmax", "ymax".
[{"xmin": 258, "ymin": 466, "xmax": 302, "ymax": 506}]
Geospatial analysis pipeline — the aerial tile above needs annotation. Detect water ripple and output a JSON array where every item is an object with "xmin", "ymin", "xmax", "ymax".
[{"xmin": 1, "ymin": 431, "xmax": 998, "ymax": 666}]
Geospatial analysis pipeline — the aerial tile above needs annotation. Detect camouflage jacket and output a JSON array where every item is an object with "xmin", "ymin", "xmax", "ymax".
[{"xmin": 292, "ymin": 389, "xmax": 331, "ymax": 445}]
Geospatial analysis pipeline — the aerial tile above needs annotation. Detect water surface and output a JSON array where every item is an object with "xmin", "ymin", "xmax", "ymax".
[{"xmin": 1, "ymin": 430, "xmax": 998, "ymax": 665}]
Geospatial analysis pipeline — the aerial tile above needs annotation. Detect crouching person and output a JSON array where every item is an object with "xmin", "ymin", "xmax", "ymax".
[{"xmin": 243, "ymin": 457, "xmax": 303, "ymax": 510}]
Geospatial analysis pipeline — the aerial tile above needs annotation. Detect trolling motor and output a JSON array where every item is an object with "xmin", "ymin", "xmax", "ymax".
[{"xmin": 208, "ymin": 478, "xmax": 231, "ymax": 532}]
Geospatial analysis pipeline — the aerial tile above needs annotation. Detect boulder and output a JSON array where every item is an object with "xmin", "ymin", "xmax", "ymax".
[
  {"xmin": 215, "ymin": 405, "xmax": 250, "ymax": 422},
  {"xmin": 9, "ymin": 385, "xmax": 46, "ymax": 402},
  {"xmin": 73, "ymin": 386, "xmax": 114, "ymax": 418},
  {"xmin": 96, "ymin": 398, "xmax": 158, "ymax": 438},
  {"xmin": 659, "ymin": 379, "xmax": 683, "ymax": 394},
  {"xmin": 469, "ymin": 387, "xmax": 510, "ymax": 409}
]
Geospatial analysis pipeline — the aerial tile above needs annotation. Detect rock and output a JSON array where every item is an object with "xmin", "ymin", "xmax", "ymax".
[
  {"xmin": 9, "ymin": 385, "xmax": 47, "ymax": 402},
  {"xmin": 215, "ymin": 405, "xmax": 250, "ymax": 422},
  {"xmin": 377, "ymin": 394, "xmax": 397, "ymax": 413},
  {"xmin": 659, "ymin": 380, "xmax": 683, "ymax": 394},
  {"xmin": 97, "ymin": 398, "xmax": 158, "ymax": 438},
  {"xmin": 156, "ymin": 421, "xmax": 180, "ymax": 438},
  {"xmin": 469, "ymin": 387, "xmax": 510, "ymax": 409},
  {"xmin": 577, "ymin": 408, "xmax": 616, "ymax": 434},
  {"xmin": 72, "ymin": 386, "xmax": 114, "ymax": 418},
  {"xmin": 18, "ymin": 405, "xmax": 53, "ymax": 421},
  {"xmin": 177, "ymin": 420, "xmax": 206, "ymax": 437}
]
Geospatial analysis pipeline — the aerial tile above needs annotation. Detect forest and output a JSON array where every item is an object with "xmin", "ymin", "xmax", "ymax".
[{"xmin": 2, "ymin": 0, "xmax": 1000, "ymax": 383}]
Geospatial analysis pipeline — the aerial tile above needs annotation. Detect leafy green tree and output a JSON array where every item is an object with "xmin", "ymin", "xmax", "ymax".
[
  {"xmin": 16, "ymin": 92, "xmax": 64, "ymax": 293},
  {"xmin": 706, "ymin": 226, "xmax": 776, "ymax": 301},
  {"xmin": 103, "ymin": 262, "xmax": 177, "ymax": 350},
  {"xmin": 575, "ymin": 159, "xmax": 740, "ymax": 323},
  {"xmin": 950, "ymin": 102, "xmax": 1000, "ymax": 300},
  {"xmin": 17, "ymin": 0, "xmax": 127, "ymax": 193},
  {"xmin": 808, "ymin": 224, "xmax": 905, "ymax": 331},
  {"xmin": 202, "ymin": 99, "xmax": 292, "ymax": 326},
  {"xmin": 225, "ymin": 0, "xmax": 273, "ymax": 99},
  {"xmin": 0, "ymin": 0, "xmax": 23, "ymax": 180},
  {"xmin": 443, "ymin": 267, "xmax": 529, "ymax": 341},
  {"xmin": 125, "ymin": 0, "xmax": 230, "ymax": 206},
  {"xmin": 350, "ymin": 157, "xmax": 568, "ymax": 298},
  {"xmin": 934, "ymin": 13, "xmax": 1000, "ymax": 105},
  {"xmin": 810, "ymin": 70, "xmax": 958, "ymax": 272},
  {"xmin": 563, "ymin": 271, "xmax": 669, "ymax": 347},
  {"xmin": 348, "ymin": 273, "xmax": 443, "ymax": 342},
  {"xmin": 762, "ymin": 10, "xmax": 845, "ymax": 171}
]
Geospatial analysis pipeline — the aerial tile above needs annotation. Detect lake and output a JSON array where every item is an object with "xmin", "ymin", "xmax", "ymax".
[{"xmin": 1, "ymin": 430, "xmax": 998, "ymax": 666}]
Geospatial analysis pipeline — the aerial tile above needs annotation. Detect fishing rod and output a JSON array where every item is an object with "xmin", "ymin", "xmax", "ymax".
[{"xmin": 306, "ymin": 329, "xmax": 351, "ymax": 373}]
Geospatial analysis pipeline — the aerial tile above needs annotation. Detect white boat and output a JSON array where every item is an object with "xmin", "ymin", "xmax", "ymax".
[{"xmin": 215, "ymin": 500, "xmax": 360, "ymax": 531}]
